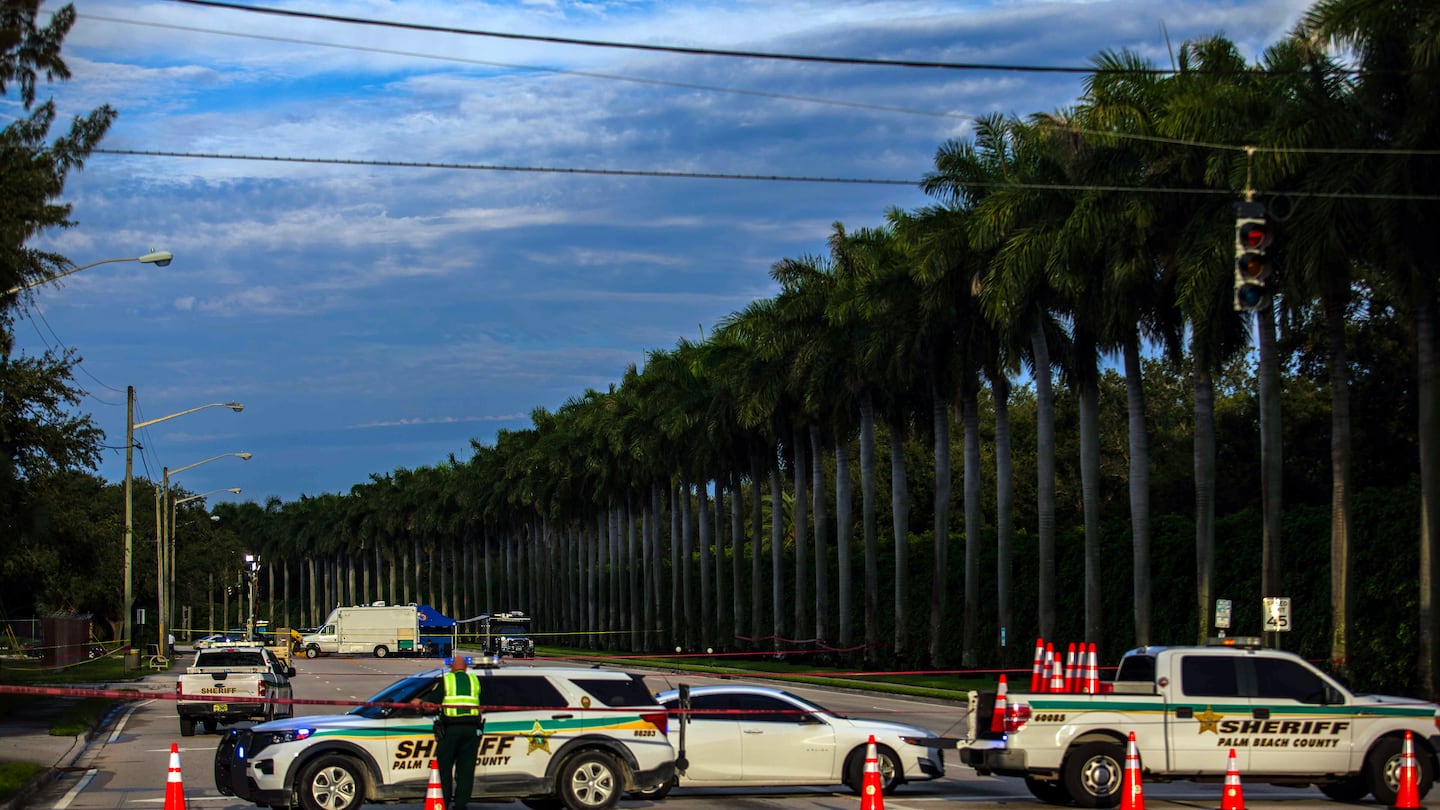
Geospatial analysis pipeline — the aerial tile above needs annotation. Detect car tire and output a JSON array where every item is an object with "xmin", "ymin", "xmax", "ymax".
[
  {"xmin": 1061, "ymin": 739, "xmax": 1125, "ymax": 808},
  {"xmin": 1367, "ymin": 735, "xmax": 1435, "ymax": 806},
  {"xmin": 305, "ymin": 645, "xmax": 320, "ymax": 659},
  {"xmin": 845, "ymin": 744, "xmax": 903, "ymax": 795},
  {"xmin": 628, "ymin": 775, "xmax": 676, "ymax": 800},
  {"xmin": 1025, "ymin": 775, "xmax": 1073, "ymax": 805},
  {"xmin": 180, "ymin": 717, "xmax": 196, "ymax": 737},
  {"xmin": 297, "ymin": 754, "xmax": 364, "ymax": 810},
  {"xmin": 203, "ymin": 719, "xmax": 218, "ymax": 734},
  {"xmin": 1318, "ymin": 774, "xmax": 1370, "ymax": 802},
  {"xmin": 373, "ymin": 646, "xmax": 389, "ymax": 659},
  {"xmin": 556, "ymin": 751, "xmax": 622, "ymax": 810}
]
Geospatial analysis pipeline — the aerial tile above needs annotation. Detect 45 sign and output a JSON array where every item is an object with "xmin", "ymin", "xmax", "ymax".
[{"xmin": 1263, "ymin": 597, "xmax": 1292, "ymax": 632}]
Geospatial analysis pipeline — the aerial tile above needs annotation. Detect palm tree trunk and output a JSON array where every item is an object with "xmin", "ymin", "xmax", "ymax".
[
  {"xmin": 931, "ymin": 386, "xmax": 951, "ymax": 666},
  {"xmin": 1258, "ymin": 305, "xmax": 1284, "ymax": 611},
  {"xmin": 308, "ymin": 557, "xmax": 318, "ymax": 628},
  {"xmin": 835, "ymin": 437, "xmax": 854, "ymax": 657},
  {"xmin": 630, "ymin": 494, "xmax": 641, "ymax": 650},
  {"xmin": 793, "ymin": 426, "xmax": 809, "ymax": 643},
  {"xmin": 671, "ymin": 483, "xmax": 681, "ymax": 650},
  {"xmin": 889, "ymin": 413, "xmax": 910, "ymax": 659},
  {"xmin": 1032, "ymin": 321, "xmax": 1056, "ymax": 640},
  {"xmin": 751, "ymin": 455, "xmax": 764, "ymax": 646},
  {"xmin": 699, "ymin": 482, "xmax": 713, "ymax": 651},
  {"xmin": 860, "ymin": 391, "xmax": 879, "ymax": 665},
  {"xmin": 1326, "ymin": 293, "xmax": 1353, "ymax": 673},
  {"xmin": 652, "ymin": 483, "xmax": 665, "ymax": 648},
  {"xmin": 715, "ymin": 483, "xmax": 727, "ymax": 647},
  {"xmin": 1194, "ymin": 353, "xmax": 1216, "ymax": 644},
  {"xmin": 1078, "ymin": 362, "xmax": 1103, "ymax": 645},
  {"xmin": 731, "ymin": 474, "xmax": 744, "ymax": 648},
  {"xmin": 962, "ymin": 387, "xmax": 981, "ymax": 668},
  {"xmin": 1124, "ymin": 334, "xmax": 1152, "ymax": 646},
  {"xmin": 1418, "ymin": 294, "xmax": 1440, "ymax": 697},
  {"xmin": 810, "ymin": 424, "xmax": 830, "ymax": 645},
  {"xmin": 681, "ymin": 476, "xmax": 695, "ymax": 650}
]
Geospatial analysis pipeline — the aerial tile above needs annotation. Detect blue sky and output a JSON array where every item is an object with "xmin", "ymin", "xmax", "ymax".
[{"xmin": 13, "ymin": 0, "xmax": 1311, "ymax": 505}]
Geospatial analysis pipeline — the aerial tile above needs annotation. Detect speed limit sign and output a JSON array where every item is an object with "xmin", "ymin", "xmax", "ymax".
[{"xmin": 1263, "ymin": 597, "xmax": 1291, "ymax": 632}]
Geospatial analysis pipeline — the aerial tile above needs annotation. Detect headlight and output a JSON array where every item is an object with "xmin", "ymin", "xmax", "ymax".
[
  {"xmin": 899, "ymin": 735, "xmax": 928, "ymax": 747},
  {"xmin": 252, "ymin": 727, "xmax": 313, "ymax": 754}
]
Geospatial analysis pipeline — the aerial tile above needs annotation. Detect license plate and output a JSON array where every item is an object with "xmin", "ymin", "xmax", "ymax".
[{"xmin": 213, "ymin": 704, "xmax": 227, "ymax": 713}]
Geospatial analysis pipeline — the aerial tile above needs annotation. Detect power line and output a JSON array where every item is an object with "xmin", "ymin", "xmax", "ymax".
[
  {"xmin": 159, "ymin": 0, "xmax": 1188, "ymax": 76},
  {"xmin": 80, "ymin": 14, "xmax": 975, "ymax": 122},
  {"xmin": 91, "ymin": 148, "xmax": 1440, "ymax": 201}
]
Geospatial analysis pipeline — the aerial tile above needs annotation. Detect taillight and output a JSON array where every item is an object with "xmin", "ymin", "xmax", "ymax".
[
  {"xmin": 176, "ymin": 681, "xmax": 182, "ymax": 695},
  {"xmin": 1005, "ymin": 703, "xmax": 1032, "ymax": 733},
  {"xmin": 258, "ymin": 680, "xmax": 267, "ymax": 698},
  {"xmin": 640, "ymin": 711, "xmax": 668, "ymax": 736}
]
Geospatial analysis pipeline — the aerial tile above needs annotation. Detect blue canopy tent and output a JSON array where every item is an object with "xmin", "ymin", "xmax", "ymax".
[{"xmin": 413, "ymin": 604, "xmax": 456, "ymax": 657}]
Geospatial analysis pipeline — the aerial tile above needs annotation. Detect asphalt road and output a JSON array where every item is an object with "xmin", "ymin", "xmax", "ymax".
[{"xmin": 23, "ymin": 653, "xmax": 1437, "ymax": 810}]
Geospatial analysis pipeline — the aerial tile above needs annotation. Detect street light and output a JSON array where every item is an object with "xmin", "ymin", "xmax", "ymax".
[
  {"xmin": 169, "ymin": 487, "xmax": 242, "ymax": 640},
  {"xmin": 159, "ymin": 454, "xmax": 251, "ymax": 655},
  {"xmin": 4, "ymin": 251, "xmax": 173, "ymax": 296},
  {"xmin": 123, "ymin": 395, "xmax": 243, "ymax": 653}
]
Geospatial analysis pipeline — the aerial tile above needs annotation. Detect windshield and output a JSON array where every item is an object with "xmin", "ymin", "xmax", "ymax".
[
  {"xmin": 351, "ymin": 675, "xmax": 438, "ymax": 718},
  {"xmin": 496, "ymin": 624, "xmax": 530, "ymax": 635}
]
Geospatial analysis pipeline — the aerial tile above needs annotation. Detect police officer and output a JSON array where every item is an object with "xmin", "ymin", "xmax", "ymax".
[{"xmin": 412, "ymin": 657, "xmax": 484, "ymax": 809}]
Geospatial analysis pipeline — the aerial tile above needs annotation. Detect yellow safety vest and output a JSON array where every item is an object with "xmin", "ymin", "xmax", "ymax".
[{"xmin": 440, "ymin": 671, "xmax": 482, "ymax": 718}]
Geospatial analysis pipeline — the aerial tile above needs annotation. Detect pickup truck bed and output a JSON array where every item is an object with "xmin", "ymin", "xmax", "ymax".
[{"xmin": 176, "ymin": 646, "xmax": 296, "ymax": 737}]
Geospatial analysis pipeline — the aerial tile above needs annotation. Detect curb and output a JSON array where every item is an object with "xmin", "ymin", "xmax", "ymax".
[{"xmin": 0, "ymin": 690, "xmax": 148, "ymax": 810}]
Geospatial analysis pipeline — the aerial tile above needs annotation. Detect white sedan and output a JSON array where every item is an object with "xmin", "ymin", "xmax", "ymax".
[{"xmin": 644, "ymin": 684, "xmax": 948, "ymax": 797}]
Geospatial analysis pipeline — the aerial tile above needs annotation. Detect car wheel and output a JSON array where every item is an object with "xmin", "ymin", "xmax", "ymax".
[
  {"xmin": 297, "ymin": 755, "xmax": 364, "ymax": 810},
  {"xmin": 557, "ymin": 751, "xmax": 622, "ymax": 810},
  {"xmin": 1318, "ymin": 774, "xmax": 1370, "ymax": 802},
  {"xmin": 845, "ymin": 744, "xmax": 903, "ymax": 795},
  {"xmin": 372, "ymin": 646, "xmax": 389, "ymax": 659},
  {"xmin": 305, "ymin": 645, "xmax": 320, "ymax": 659},
  {"xmin": 1061, "ymin": 739, "xmax": 1125, "ymax": 808},
  {"xmin": 1367, "ymin": 735, "xmax": 1435, "ymax": 806},
  {"xmin": 202, "ymin": 719, "xmax": 218, "ymax": 734},
  {"xmin": 1025, "ymin": 775, "xmax": 1073, "ymax": 805},
  {"xmin": 628, "ymin": 775, "xmax": 676, "ymax": 800},
  {"xmin": 180, "ymin": 717, "xmax": 196, "ymax": 737}
]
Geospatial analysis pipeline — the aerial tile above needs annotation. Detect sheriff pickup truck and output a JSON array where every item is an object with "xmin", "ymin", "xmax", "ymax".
[
  {"xmin": 960, "ymin": 638, "xmax": 1439, "ymax": 807},
  {"xmin": 177, "ymin": 644, "xmax": 296, "ymax": 737}
]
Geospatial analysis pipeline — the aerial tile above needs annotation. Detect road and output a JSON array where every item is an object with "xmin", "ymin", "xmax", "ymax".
[{"xmin": 26, "ymin": 652, "xmax": 1435, "ymax": 810}]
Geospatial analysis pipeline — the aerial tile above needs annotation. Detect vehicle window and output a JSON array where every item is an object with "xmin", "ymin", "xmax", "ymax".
[
  {"xmin": 1181, "ymin": 656, "xmax": 1241, "ymax": 697},
  {"xmin": 569, "ymin": 677, "xmax": 660, "ymax": 708},
  {"xmin": 1252, "ymin": 658, "xmax": 1330, "ymax": 703},
  {"xmin": 683, "ymin": 693, "xmax": 734, "ymax": 720},
  {"xmin": 352, "ymin": 676, "xmax": 437, "ymax": 718},
  {"xmin": 195, "ymin": 652, "xmax": 266, "ymax": 668},
  {"xmin": 1115, "ymin": 654, "xmax": 1156, "ymax": 683},
  {"xmin": 482, "ymin": 676, "xmax": 567, "ymax": 710},
  {"xmin": 735, "ymin": 693, "xmax": 807, "ymax": 723}
]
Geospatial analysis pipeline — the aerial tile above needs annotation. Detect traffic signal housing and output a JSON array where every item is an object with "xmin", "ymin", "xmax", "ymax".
[{"xmin": 1234, "ymin": 200, "xmax": 1274, "ymax": 312}]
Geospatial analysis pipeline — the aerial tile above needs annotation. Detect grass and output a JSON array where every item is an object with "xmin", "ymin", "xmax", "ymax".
[
  {"xmin": 51, "ymin": 698, "xmax": 119, "ymax": 737},
  {"xmin": 536, "ymin": 646, "xmax": 990, "ymax": 701},
  {"xmin": 0, "ymin": 649, "xmax": 168, "ymax": 685},
  {"xmin": 0, "ymin": 762, "xmax": 45, "ymax": 804}
]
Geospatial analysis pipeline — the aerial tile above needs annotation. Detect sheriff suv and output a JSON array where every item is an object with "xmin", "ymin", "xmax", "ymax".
[{"xmin": 213, "ymin": 662, "xmax": 674, "ymax": 810}]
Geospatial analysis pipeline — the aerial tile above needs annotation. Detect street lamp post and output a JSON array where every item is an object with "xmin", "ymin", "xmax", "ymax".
[
  {"xmin": 169, "ymin": 487, "xmax": 242, "ymax": 641},
  {"xmin": 123, "ymin": 399, "xmax": 243, "ymax": 653},
  {"xmin": 4, "ymin": 251, "xmax": 173, "ymax": 296},
  {"xmin": 157, "ymin": 454, "xmax": 251, "ymax": 658}
]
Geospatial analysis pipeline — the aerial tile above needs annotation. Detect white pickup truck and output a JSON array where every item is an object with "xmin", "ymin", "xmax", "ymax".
[
  {"xmin": 176, "ymin": 644, "xmax": 296, "ymax": 737},
  {"xmin": 960, "ymin": 638, "xmax": 1439, "ymax": 807}
]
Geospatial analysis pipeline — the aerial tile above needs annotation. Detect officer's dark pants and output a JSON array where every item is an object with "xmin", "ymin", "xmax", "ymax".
[{"xmin": 436, "ymin": 718, "xmax": 482, "ymax": 808}]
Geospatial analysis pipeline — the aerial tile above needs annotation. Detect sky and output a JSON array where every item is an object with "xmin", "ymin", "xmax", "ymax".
[{"xmin": 11, "ymin": 0, "xmax": 1314, "ymax": 506}]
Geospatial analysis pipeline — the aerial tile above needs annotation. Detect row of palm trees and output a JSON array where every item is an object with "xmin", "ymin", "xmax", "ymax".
[{"xmin": 207, "ymin": 1, "xmax": 1439, "ymax": 690}]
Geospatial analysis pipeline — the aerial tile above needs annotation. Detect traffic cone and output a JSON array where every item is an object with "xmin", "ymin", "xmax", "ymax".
[
  {"xmin": 1220, "ymin": 748, "xmax": 1244, "ymax": 810},
  {"xmin": 1030, "ymin": 638, "xmax": 1045, "ymax": 692},
  {"xmin": 1394, "ymin": 730, "xmax": 1421, "ymax": 809},
  {"xmin": 1049, "ymin": 644, "xmax": 1065, "ymax": 693},
  {"xmin": 1040, "ymin": 644, "xmax": 1054, "ymax": 693},
  {"xmin": 164, "ymin": 743, "xmax": 187, "ymax": 810},
  {"xmin": 860, "ymin": 734, "xmax": 885, "ymax": 810},
  {"xmin": 1064, "ymin": 643, "xmax": 1077, "ymax": 693},
  {"xmin": 424, "ymin": 759, "xmax": 446, "ymax": 810},
  {"xmin": 1086, "ymin": 643, "xmax": 1099, "ymax": 694},
  {"xmin": 990, "ymin": 675, "xmax": 1009, "ymax": 733},
  {"xmin": 1120, "ymin": 731, "xmax": 1144, "ymax": 810}
]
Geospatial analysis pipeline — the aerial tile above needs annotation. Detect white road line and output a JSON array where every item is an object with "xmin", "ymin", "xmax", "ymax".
[
  {"xmin": 50, "ymin": 769, "xmax": 97, "ymax": 810},
  {"xmin": 107, "ymin": 700, "xmax": 152, "ymax": 743}
]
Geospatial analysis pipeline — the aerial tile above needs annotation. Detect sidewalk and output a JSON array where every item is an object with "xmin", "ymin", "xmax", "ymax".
[{"xmin": 0, "ymin": 663, "xmax": 179, "ymax": 810}]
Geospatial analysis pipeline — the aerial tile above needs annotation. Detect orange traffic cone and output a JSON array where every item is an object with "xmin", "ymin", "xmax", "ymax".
[
  {"xmin": 1120, "ymin": 731, "xmax": 1144, "ymax": 810},
  {"xmin": 1085, "ymin": 643, "xmax": 1099, "ymax": 694},
  {"xmin": 424, "ymin": 759, "xmax": 446, "ymax": 810},
  {"xmin": 860, "ymin": 734, "xmax": 885, "ymax": 810},
  {"xmin": 164, "ymin": 743, "xmax": 187, "ymax": 810},
  {"xmin": 1220, "ymin": 748, "xmax": 1244, "ymax": 810},
  {"xmin": 1064, "ymin": 643, "xmax": 1077, "ymax": 693},
  {"xmin": 1030, "ymin": 638, "xmax": 1045, "ymax": 692},
  {"xmin": 1049, "ymin": 644, "xmax": 1065, "ymax": 693},
  {"xmin": 1394, "ymin": 730, "xmax": 1421, "ymax": 809},
  {"xmin": 990, "ymin": 675, "xmax": 1009, "ymax": 733},
  {"xmin": 1040, "ymin": 643, "xmax": 1054, "ymax": 693}
]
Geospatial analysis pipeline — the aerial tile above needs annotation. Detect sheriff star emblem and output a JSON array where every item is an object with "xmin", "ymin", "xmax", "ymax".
[
  {"xmin": 525, "ymin": 720, "xmax": 556, "ymax": 754},
  {"xmin": 1195, "ymin": 706, "xmax": 1223, "ymax": 734}
]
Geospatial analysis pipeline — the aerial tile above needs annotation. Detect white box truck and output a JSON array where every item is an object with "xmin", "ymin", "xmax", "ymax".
[{"xmin": 300, "ymin": 603, "xmax": 420, "ymax": 659}]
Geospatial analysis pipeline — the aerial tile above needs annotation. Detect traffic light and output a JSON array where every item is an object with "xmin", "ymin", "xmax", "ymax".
[{"xmin": 1233, "ymin": 200, "xmax": 1274, "ymax": 312}]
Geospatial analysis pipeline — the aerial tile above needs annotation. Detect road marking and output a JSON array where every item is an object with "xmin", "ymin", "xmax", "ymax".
[
  {"xmin": 51, "ymin": 769, "xmax": 96, "ymax": 810},
  {"xmin": 108, "ymin": 700, "xmax": 152, "ymax": 743}
]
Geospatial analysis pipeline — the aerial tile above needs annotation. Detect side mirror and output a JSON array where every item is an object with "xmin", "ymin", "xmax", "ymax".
[{"xmin": 286, "ymin": 666, "xmax": 297, "ymax": 678}]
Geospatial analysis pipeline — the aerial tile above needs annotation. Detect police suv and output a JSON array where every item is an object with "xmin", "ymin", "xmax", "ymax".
[{"xmin": 214, "ymin": 661, "xmax": 674, "ymax": 810}]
